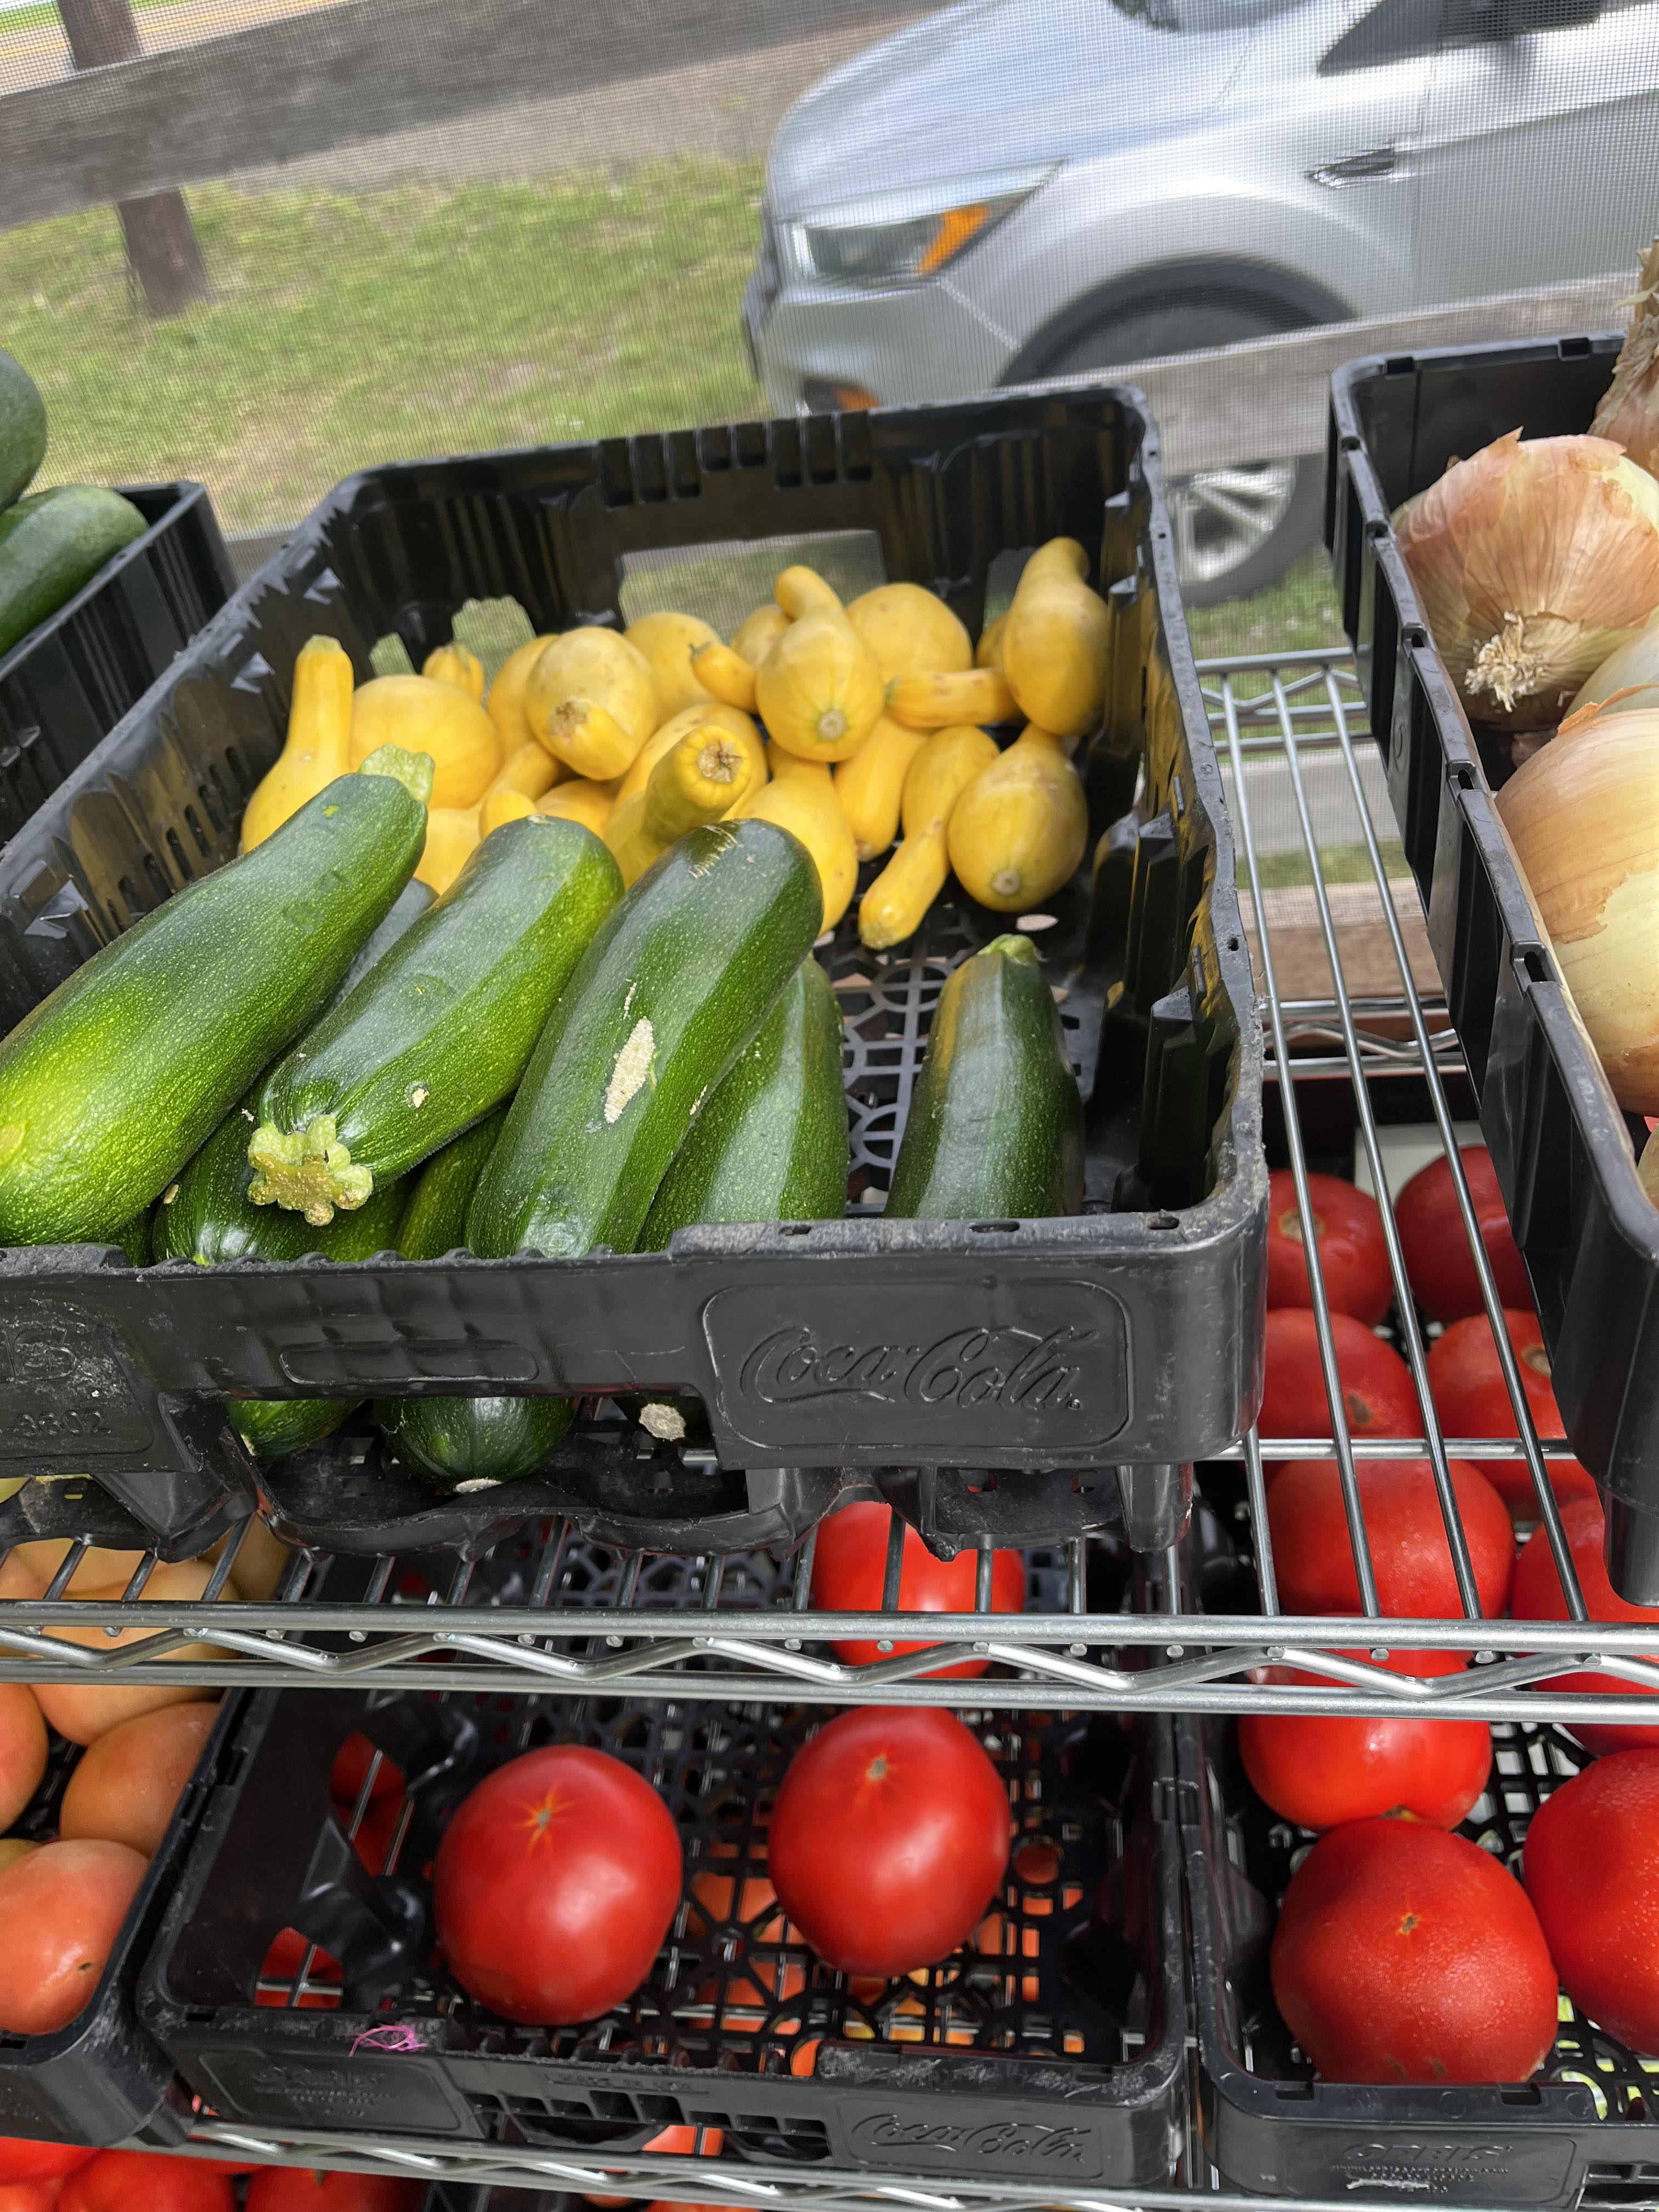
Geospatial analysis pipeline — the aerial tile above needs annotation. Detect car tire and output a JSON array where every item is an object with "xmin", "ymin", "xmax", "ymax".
[{"xmin": 1037, "ymin": 296, "xmax": 1324, "ymax": 605}]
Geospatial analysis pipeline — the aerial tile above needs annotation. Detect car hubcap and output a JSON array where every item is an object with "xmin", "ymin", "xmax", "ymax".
[{"xmin": 1168, "ymin": 461, "xmax": 1299, "ymax": 590}]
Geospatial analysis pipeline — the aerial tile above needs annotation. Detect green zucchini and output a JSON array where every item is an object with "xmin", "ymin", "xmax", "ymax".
[
  {"xmin": 0, "ymin": 486, "xmax": 148, "ymax": 658},
  {"xmin": 374, "ymin": 1112, "xmax": 572, "ymax": 1487},
  {"xmin": 321, "ymin": 878, "xmax": 433, "ymax": 1014},
  {"xmin": 0, "ymin": 351, "xmax": 46, "ymax": 512},
  {"xmin": 639, "ymin": 956, "xmax": 848, "ymax": 1247},
  {"xmin": 247, "ymin": 816, "xmax": 621, "ymax": 1224},
  {"xmin": 469, "ymin": 817, "xmax": 822, "ymax": 1260},
  {"xmin": 225, "ymin": 1176, "xmax": 410, "ymax": 1459},
  {"xmin": 884, "ymin": 932, "xmax": 1084, "ymax": 1220},
  {"xmin": 111, "ymin": 1211, "xmax": 151, "ymax": 1267},
  {"xmin": 0, "ymin": 759, "xmax": 427, "ymax": 1246}
]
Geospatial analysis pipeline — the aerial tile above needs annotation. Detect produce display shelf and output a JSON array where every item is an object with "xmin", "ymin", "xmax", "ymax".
[{"xmin": 0, "ymin": 648, "xmax": 1643, "ymax": 1723}]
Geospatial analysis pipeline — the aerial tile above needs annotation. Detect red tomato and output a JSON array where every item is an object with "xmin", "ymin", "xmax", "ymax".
[
  {"xmin": 808, "ymin": 1503, "xmax": 1024, "ymax": 1673},
  {"xmin": 1395, "ymin": 1148, "xmax": 1531, "ymax": 1322},
  {"xmin": 0, "ymin": 1840, "xmax": 147, "ymax": 2035},
  {"xmin": 769, "ymin": 1708, "xmax": 1010, "ymax": 1978},
  {"xmin": 433, "ymin": 1746, "xmax": 681, "ymax": 2025},
  {"xmin": 1513, "ymin": 1498, "xmax": 1659, "ymax": 1753},
  {"xmin": 256, "ymin": 1927, "xmax": 342, "ymax": 2010},
  {"xmin": 59, "ymin": 2150, "xmax": 236, "ymax": 2212},
  {"xmin": 1259, "ymin": 1310, "xmax": 1420, "ymax": 1451},
  {"xmin": 333, "ymin": 1794, "xmax": 402, "ymax": 1877},
  {"xmin": 244, "ymin": 2167, "xmax": 424, "ymax": 2207},
  {"xmin": 1270, "ymin": 1819, "xmax": 1558, "ymax": 2083},
  {"xmin": 0, "ymin": 2186, "xmax": 62, "ymax": 2211},
  {"xmin": 1267, "ymin": 1456, "xmax": 1515, "ymax": 1617},
  {"xmin": 1426, "ymin": 1312, "xmax": 1598, "ymax": 1517},
  {"xmin": 1525, "ymin": 1750, "xmax": 1659, "ymax": 2053},
  {"xmin": 1238, "ymin": 1649, "xmax": 1492, "ymax": 1829},
  {"xmin": 328, "ymin": 1735, "xmax": 403, "ymax": 1809},
  {"xmin": 1266, "ymin": 1170, "xmax": 1392, "ymax": 1324},
  {"xmin": 0, "ymin": 2144, "xmax": 93, "ymax": 2185}
]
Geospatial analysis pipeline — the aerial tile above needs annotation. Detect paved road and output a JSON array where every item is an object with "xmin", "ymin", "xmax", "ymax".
[{"xmin": 0, "ymin": 0, "xmax": 926, "ymax": 181}]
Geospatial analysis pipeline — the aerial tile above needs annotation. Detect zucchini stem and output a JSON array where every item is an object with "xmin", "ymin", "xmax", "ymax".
[{"xmin": 247, "ymin": 1113, "xmax": 373, "ymax": 1224}]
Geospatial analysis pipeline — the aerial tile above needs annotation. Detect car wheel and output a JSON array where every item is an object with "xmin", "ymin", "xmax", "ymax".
[{"xmin": 1039, "ymin": 297, "xmax": 1325, "ymax": 605}]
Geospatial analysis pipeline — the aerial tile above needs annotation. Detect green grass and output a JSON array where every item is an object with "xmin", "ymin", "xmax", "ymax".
[
  {"xmin": 1188, "ymin": 551, "xmax": 1344, "ymax": 662},
  {"xmin": 0, "ymin": 0, "xmax": 170, "ymax": 35},
  {"xmin": 4, "ymin": 167, "xmax": 1349, "ymax": 670},
  {"xmin": 2, "ymin": 168, "xmax": 767, "ymax": 533}
]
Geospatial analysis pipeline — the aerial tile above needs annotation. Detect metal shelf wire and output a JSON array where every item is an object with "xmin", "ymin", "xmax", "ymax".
[{"xmin": 0, "ymin": 648, "xmax": 1647, "ymax": 1718}]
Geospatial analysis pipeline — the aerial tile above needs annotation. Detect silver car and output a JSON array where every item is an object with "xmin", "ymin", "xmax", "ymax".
[{"xmin": 746, "ymin": 0, "xmax": 1659, "ymax": 599}]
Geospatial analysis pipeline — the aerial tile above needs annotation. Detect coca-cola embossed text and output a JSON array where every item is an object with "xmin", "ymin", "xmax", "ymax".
[
  {"xmin": 741, "ymin": 1325, "xmax": 1091, "ymax": 1414},
  {"xmin": 850, "ymin": 2112, "xmax": 1093, "ymax": 2166}
]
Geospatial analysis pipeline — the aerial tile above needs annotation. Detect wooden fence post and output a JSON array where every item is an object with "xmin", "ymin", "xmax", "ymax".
[{"xmin": 54, "ymin": 0, "xmax": 210, "ymax": 317}]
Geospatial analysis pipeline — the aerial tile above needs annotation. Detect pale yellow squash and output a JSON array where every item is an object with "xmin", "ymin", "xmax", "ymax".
[
  {"xmin": 624, "ymin": 610, "xmax": 725, "ymax": 719},
  {"xmin": 349, "ymin": 674, "xmax": 501, "ymax": 809},
  {"xmin": 606, "ymin": 726, "xmax": 756, "ymax": 886},
  {"xmin": 766, "ymin": 737, "xmax": 832, "ymax": 784},
  {"xmin": 615, "ymin": 703, "xmax": 763, "ymax": 808},
  {"xmin": 834, "ymin": 714, "xmax": 925, "ymax": 860},
  {"xmin": 417, "ymin": 806, "xmax": 482, "ymax": 895},
  {"xmin": 847, "ymin": 583, "xmax": 972, "ymax": 681},
  {"xmin": 977, "ymin": 612, "xmax": 1007, "ymax": 669},
  {"xmin": 739, "ymin": 770, "xmax": 858, "ymax": 932},
  {"xmin": 538, "ymin": 777, "xmax": 619, "ymax": 835},
  {"xmin": 887, "ymin": 665, "xmax": 1016, "ymax": 730},
  {"xmin": 1002, "ymin": 539, "xmax": 1109, "ymax": 739},
  {"xmin": 487, "ymin": 634, "xmax": 558, "ymax": 752},
  {"xmin": 422, "ymin": 641, "xmax": 486, "ymax": 703},
  {"xmin": 731, "ymin": 602, "xmax": 790, "ymax": 663},
  {"xmin": 947, "ymin": 724, "xmax": 1090, "ymax": 910},
  {"xmin": 756, "ymin": 613, "xmax": 884, "ymax": 762},
  {"xmin": 486, "ymin": 738, "xmax": 561, "ymax": 805},
  {"xmin": 859, "ymin": 724, "xmax": 1000, "ymax": 950},
  {"xmin": 775, "ymin": 565, "xmax": 844, "ymax": 619},
  {"xmin": 527, "ymin": 629, "xmax": 659, "ymax": 780},
  {"xmin": 479, "ymin": 787, "xmax": 538, "ymax": 836},
  {"xmin": 241, "ymin": 634, "xmax": 356, "ymax": 852},
  {"xmin": 690, "ymin": 639, "xmax": 759, "ymax": 714}
]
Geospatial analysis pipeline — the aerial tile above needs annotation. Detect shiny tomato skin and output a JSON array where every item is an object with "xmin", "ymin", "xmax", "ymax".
[
  {"xmin": 1260, "ymin": 1310, "xmax": 1420, "ymax": 1451},
  {"xmin": 1267, "ymin": 1456, "xmax": 1515, "ymax": 1618},
  {"xmin": 1239, "ymin": 1649, "xmax": 1492, "ymax": 1830},
  {"xmin": 244, "ymin": 2168, "xmax": 425, "ymax": 2208},
  {"xmin": 0, "ymin": 2144, "xmax": 93, "ymax": 2186},
  {"xmin": 1396, "ymin": 1148, "xmax": 1532, "ymax": 1322},
  {"xmin": 59, "ymin": 2150, "xmax": 237, "ymax": 2212},
  {"xmin": 769, "ymin": 1708, "xmax": 1010, "ymax": 1978},
  {"xmin": 433, "ymin": 1745, "xmax": 681, "ymax": 2026},
  {"xmin": 1525, "ymin": 1750, "xmax": 1659, "ymax": 2053},
  {"xmin": 0, "ymin": 2185, "xmax": 63, "ymax": 2211},
  {"xmin": 1272, "ymin": 1819, "xmax": 1558, "ymax": 2083},
  {"xmin": 0, "ymin": 1841, "xmax": 148, "ymax": 2035},
  {"xmin": 1513, "ymin": 1498, "xmax": 1659, "ymax": 1753},
  {"xmin": 1426, "ymin": 1311, "xmax": 1597, "ymax": 1516},
  {"xmin": 809, "ymin": 1503, "xmax": 1024, "ymax": 1672},
  {"xmin": 1266, "ymin": 1170, "xmax": 1392, "ymax": 1324}
]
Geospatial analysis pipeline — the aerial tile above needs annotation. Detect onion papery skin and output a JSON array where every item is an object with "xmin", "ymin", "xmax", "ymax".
[
  {"xmin": 1396, "ymin": 431, "xmax": 1659, "ymax": 732},
  {"xmin": 1497, "ymin": 707, "xmax": 1659, "ymax": 1110}
]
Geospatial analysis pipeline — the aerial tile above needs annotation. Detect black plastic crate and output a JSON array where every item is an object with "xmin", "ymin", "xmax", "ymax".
[
  {"xmin": 138, "ymin": 1543, "xmax": 1186, "ymax": 2189},
  {"xmin": 0, "ymin": 1686, "xmax": 244, "ymax": 2146},
  {"xmin": 1327, "ymin": 334, "xmax": 1659, "ymax": 1598},
  {"xmin": 1181, "ymin": 1709, "xmax": 1659, "ymax": 2206},
  {"xmin": 0, "ymin": 388, "xmax": 1263, "ymax": 1554},
  {"xmin": 0, "ymin": 481, "xmax": 234, "ymax": 843}
]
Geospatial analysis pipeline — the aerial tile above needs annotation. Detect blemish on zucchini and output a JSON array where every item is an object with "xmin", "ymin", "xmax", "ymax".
[{"xmin": 605, "ymin": 1018, "xmax": 656, "ymax": 1124}]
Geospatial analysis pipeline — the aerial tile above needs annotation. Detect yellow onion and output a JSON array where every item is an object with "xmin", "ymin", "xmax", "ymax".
[
  {"xmin": 1640, "ymin": 1126, "xmax": 1659, "ymax": 1209},
  {"xmin": 1395, "ymin": 431, "xmax": 1659, "ymax": 730},
  {"xmin": 1592, "ymin": 238, "xmax": 1659, "ymax": 474},
  {"xmin": 1496, "ymin": 702, "xmax": 1659, "ymax": 1110},
  {"xmin": 1568, "ymin": 612, "xmax": 1659, "ymax": 720}
]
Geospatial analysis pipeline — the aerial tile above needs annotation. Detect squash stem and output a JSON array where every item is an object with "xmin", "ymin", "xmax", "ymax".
[{"xmin": 246, "ymin": 1114, "xmax": 374, "ymax": 1224}]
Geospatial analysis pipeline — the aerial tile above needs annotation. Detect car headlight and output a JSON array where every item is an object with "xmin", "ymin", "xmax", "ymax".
[{"xmin": 785, "ymin": 166, "xmax": 1056, "ymax": 288}]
